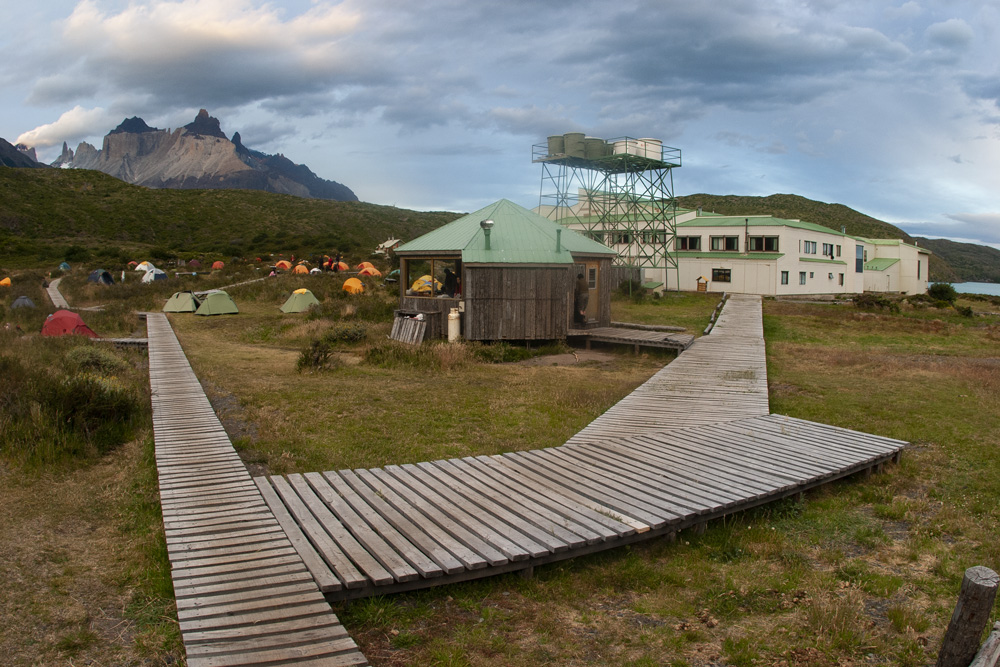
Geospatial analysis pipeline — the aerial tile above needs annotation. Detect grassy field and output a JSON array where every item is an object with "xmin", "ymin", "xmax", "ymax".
[{"xmin": 2, "ymin": 268, "xmax": 999, "ymax": 666}]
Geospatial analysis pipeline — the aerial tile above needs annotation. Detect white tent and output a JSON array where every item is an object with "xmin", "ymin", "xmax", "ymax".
[
  {"xmin": 135, "ymin": 261, "xmax": 156, "ymax": 272},
  {"xmin": 142, "ymin": 268, "xmax": 168, "ymax": 283}
]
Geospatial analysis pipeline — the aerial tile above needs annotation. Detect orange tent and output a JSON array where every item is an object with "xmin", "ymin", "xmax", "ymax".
[
  {"xmin": 356, "ymin": 261, "xmax": 375, "ymax": 270},
  {"xmin": 292, "ymin": 264, "xmax": 309, "ymax": 274},
  {"xmin": 342, "ymin": 277, "xmax": 364, "ymax": 294},
  {"xmin": 334, "ymin": 261, "xmax": 349, "ymax": 271},
  {"xmin": 275, "ymin": 260, "xmax": 292, "ymax": 270},
  {"xmin": 0, "ymin": 277, "xmax": 10, "ymax": 287},
  {"xmin": 212, "ymin": 261, "xmax": 225, "ymax": 270},
  {"xmin": 358, "ymin": 266, "xmax": 382, "ymax": 277}
]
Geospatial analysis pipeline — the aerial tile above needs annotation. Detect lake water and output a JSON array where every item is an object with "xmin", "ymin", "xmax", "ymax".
[{"xmin": 947, "ymin": 282, "xmax": 1000, "ymax": 296}]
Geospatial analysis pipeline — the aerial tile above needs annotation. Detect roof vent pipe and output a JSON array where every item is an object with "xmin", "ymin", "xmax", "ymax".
[
  {"xmin": 480, "ymin": 219, "xmax": 495, "ymax": 251},
  {"xmin": 556, "ymin": 228, "xmax": 562, "ymax": 252}
]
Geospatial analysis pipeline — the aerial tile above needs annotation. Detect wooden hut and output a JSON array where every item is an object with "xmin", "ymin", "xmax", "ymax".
[{"xmin": 395, "ymin": 199, "xmax": 616, "ymax": 341}]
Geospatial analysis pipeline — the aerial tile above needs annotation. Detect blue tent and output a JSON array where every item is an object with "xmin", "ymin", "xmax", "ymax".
[
  {"xmin": 87, "ymin": 269, "xmax": 114, "ymax": 286},
  {"xmin": 58, "ymin": 262, "xmax": 71, "ymax": 272}
]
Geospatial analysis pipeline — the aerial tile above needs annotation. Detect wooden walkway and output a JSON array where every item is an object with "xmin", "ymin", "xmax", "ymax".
[
  {"xmin": 46, "ymin": 277, "xmax": 70, "ymax": 308},
  {"xmin": 567, "ymin": 294, "xmax": 768, "ymax": 442},
  {"xmin": 567, "ymin": 326, "xmax": 694, "ymax": 352},
  {"xmin": 146, "ymin": 313, "xmax": 368, "ymax": 666},
  {"xmin": 258, "ymin": 293, "xmax": 906, "ymax": 601}
]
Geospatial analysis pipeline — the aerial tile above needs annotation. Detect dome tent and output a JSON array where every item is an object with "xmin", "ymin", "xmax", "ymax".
[
  {"xmin": 58, "ymin": 262, "xmax": 71, "ymax": 272},
  {"xmin": 275, "ymin": 260, "xmax": 292, "ymax": 270},
  {"xmin": 292, "ymin": 264, "xmax": 309, "ymax": 275},
  {"xmin": 135, "ymin": 261, "xmax": 156, "ymax": 272},
  {"xmin": 142, "ymin": 268, "xmax": 168, "ymax": 283},
  {"xmin": 211, "ymin": 261, "xmax": 225, "ymax": 270},
  {"xmin": 87, "ymin": 269, "xmax": 115, "ymax": 285},
  {"xmin": 358, "ymin": 266, "xmax": 382, "ymax": 277},
  {"xmin": 342, "ymin": 278, "xmax": 364, "ymax": 294},
  {"xmin": 195, "ymin": 290, "xmax": 238, "ymax": 316},
  {"xmin": 163, "ymin": 291, "xmax": 201, "ymax": 313},
  {"xmin": 11, "ymin": 295, "xmax": 36, "ymax": 309},
  {"xmin": 280, "ymin": 289, "xmax": 320, "ymax": 313},
  {"xmin": 41, "ymin": 310, "xmax": 98, "ymax": 338}
]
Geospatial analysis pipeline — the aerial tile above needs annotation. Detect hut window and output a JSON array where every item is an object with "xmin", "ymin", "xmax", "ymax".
[
  {"xmin": 404, "ymin": 258, "xmax": 460, "ymax": 297},
  {"xmin": 711, "ymin": 268, "xmax": 731, "ymax": 282},
  {"xmin": 587, "ymin": 267, "xmax": 597, "ymax": 289}
]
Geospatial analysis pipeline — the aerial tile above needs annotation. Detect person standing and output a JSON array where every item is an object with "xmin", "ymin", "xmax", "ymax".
[{"xmin": 574, "ymin": 273, "xmax": 589, "ymax": 324}]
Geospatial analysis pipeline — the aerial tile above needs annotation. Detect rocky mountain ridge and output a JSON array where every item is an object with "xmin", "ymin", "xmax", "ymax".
[{"xmin": 51, "ymin": 109, "xmax": 356, "ymax": 201}]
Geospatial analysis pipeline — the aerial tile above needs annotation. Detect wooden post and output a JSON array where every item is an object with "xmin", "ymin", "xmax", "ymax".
[{"xmin": 937, "ymin": 566, "xmax": 1000, "ymax": 667}]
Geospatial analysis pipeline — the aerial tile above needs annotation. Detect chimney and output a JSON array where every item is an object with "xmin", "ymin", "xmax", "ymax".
[{"xmin": 556, "ymin": 228, "xmax": 562, "ymax": 252}]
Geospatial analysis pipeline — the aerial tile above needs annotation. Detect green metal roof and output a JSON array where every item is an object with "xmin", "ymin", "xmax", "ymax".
[
  {"xmin": 673, "ymin": 251, "xmax": 784, "ymax": 261},
  {"xmin": 677, "ymin": 215, "xmax": 845, "ymax": 236},
  {"xmin": 864, "ymin": 258, "xmax": 899, "ymax": 271},
  {"xmin": 800, "ymin": 257, "xmax": 847, "ymax": 265},
  {"xmin": 396, "ymin": 199, "xmax": 615, "ymax": 264}
]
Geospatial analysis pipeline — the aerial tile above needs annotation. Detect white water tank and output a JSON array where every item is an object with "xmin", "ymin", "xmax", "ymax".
[
  {"xmin": 448, "ymin": 308, "xmax": 461, "ymax": 342},
  {"xmin": 640, "ymin": 138, "xmax": 662, "ymax": 160}
]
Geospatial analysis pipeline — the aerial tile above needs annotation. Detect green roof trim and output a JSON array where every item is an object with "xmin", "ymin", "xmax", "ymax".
[
  {"xmin": 864, "ymin": 258, "xmax": 899, "ymax": 271},
  {"xmin": 673, "ymin": 251, "xmax": 784, "ymax": 260},
  {"xmin": 397, "ymin": 199, "xmax": 615, "ymax": 264},
  {"xmin": 642, "ymin": 281, "xmax": 664, "ymax": 290},
  {"xmin": 677, "ymin": 215, "xmax": 844, "ymax": 236},
  {"xmin": 859, "ymin": 237, "xmax": 932, "ymax": 254},
  {"xmin": 800, "ymin": 257, "xmax": 847, "ymax": 265}
]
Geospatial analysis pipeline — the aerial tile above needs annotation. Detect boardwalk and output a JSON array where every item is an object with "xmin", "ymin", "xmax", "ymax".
[
  {"xmin": 567, "ymin": 325, "xmax": 694, "ymax": 352},
  {"xmin": 147, "ymin": 313, "xmax": 368, "ymax": 666},
  {"xmin": 259, "ymin": 294, "xmax": 906, "ymax": 601},
  {"xmin": 143, "ymin": 292, "xmax": 907, "ymax": 664},
  {"xmin": 46, "ymin": 277, "xmax": 70, "ymax": 308}
]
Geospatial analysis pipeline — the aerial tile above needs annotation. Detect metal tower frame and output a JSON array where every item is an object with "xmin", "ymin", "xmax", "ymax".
[{"xmin": 534, "ymin": 136, "xmax": 682, "ymax": 290}]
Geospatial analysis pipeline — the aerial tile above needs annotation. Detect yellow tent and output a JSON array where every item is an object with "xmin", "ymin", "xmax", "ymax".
[
  {"xmin": 342, "ymin": 277, "xmax": 364, "ymax": 294},
  {"xmin": 0, "ymin": 277, "xmax": 10, "ymax": 287},
  {"xmin": 410, "ymin": 274, "xmax": 441, "ymax": 293}
]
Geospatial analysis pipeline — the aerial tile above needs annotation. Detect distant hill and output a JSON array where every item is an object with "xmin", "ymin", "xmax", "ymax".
[
  {"xmin": 911, "ymin": 237, "xmax": 1000, "ymax": 283},
  {"xmin": 0, "ymin": 167, "xmax": 458, "ymax": 268},
  {"xmin": 49, "ymin": 109, "xmax": 357, "ymax": 201},
  {"xmin": 0, "ymin": 138, "xmax": 47, "ymax": 169},
  {"xmin": 675, "ymin": 193, "xmax": 997, "ymax": 283}
]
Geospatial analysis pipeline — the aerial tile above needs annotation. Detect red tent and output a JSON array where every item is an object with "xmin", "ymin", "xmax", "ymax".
[
  {"xmin": 212, "ymin": 261, "xmax": 225, "ymax": 270},
  {"xmin": 41, "ymin": 310, "xmax": 98, "ymax": 338}
]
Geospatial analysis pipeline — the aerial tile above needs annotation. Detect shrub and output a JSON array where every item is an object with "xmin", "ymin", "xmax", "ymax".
[
  {"xmin": 471, "ymin": 341, "xmax": 533, "ymax": 363},
  {"xmin": 927, "ymin": 282, "xmax": 957, "ymax": 303},
  {"xmin": 852, "ymin": 293, "xmax": 899, "ymax": 313},
  {"xmin": 325, "ymin": 322, "xmax": 368, "ymax": 343},
  {"xmin": 954, "ymin": 304, "xmax": 974, "ymax": 318},
  {"xmin": 65, "ymin": 346, "xmax": 130, "ymax": 373}
]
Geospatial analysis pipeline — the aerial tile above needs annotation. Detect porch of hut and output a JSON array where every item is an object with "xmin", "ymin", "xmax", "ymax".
[{"xmin": 395, "ymin": 199, "xmax": 616, "ymax": 342}]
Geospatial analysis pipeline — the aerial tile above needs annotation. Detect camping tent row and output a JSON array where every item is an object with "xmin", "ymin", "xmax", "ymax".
[{"xmin": 163, "ymin": 291, "xmax": 238, "ymax": 315}]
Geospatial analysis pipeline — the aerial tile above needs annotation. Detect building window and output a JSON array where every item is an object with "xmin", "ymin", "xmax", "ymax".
[
  {"xmin": 917, "ymin": 261, "xmax": 921, "ymax": 279},
  {"xmin": 822, "ymin": 243, "xmax": 834, "ymax": 258},
  {"xmin": 587, "ymin": 267, "xmax": 597, "ymax": 289},
  {"xmin": 781, "ymin": 271, "xmax": 789, "ymax": 285},
  {"xmin": 856, "ymin": 245, "xmax": 864, "ymax": 273},
  {"xmin": 711, "ymin": 236, "xmax": 739, "ymax": 251},
  {"xmin": 835, "ymin": 245, "xmax": 842, "ymax": 257},
  {"xmin": 615, "ymin": 232, "xmax": 631, "ymax": 244},
  {"xmin": 749, "ymin": 236, "xmax": 779, "ymax": 252},
  {"xmin": 799, "ymin": 271, "xmax": 807, "ymax": 285},
  {"xmin": 809, "ymin": 272, "xmax": 814, "ymax": 278},
  {"xmin": 712, "ymin": 268, "xmax": 731, "ymax": 282},
  {"xmin": 839, "ymin": 273, "xmax": 844, "ymax": 286},
  {"xmin": 803, "ymin": 241, "xmax": 817, "ymax": 254},
  {"xmin": 677, "ymin": 236, "xmax": 701, "ymax": 251},
  {"xmin": 590, "ymin": 232, "xmax": 605, "ymax": 244}
]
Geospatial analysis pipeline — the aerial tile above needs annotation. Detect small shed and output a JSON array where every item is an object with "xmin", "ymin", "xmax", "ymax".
[{"xmin": 395, "ymin": 199, "xmax": 616, "ymax": 341}]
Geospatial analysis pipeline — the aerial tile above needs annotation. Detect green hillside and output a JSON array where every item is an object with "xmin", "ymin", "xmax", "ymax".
[
  {"xmin": 675, "ymin": 193, "xmax": 998, "ymax": 282},
  {"xmin": 912, "ymin": 237, "xmax": 1000, "ymax": 284},
  {"xmin": 0, "ymin": 167, "xmax": 460, "ymax": 267}
]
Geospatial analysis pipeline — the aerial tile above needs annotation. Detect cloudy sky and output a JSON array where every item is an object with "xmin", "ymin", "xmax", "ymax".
[{"xmin": 2, "ymin": 0, "xmax": 999, "ymax": 248}]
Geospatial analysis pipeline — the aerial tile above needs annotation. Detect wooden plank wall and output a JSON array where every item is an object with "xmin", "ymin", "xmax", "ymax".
[
  {"xmin": 398, "ymin": 296, "xmax": 461, "ymax": 339},
  {"xmin": 146, "ymin": 313, "xmax": 368, "ymax": 667},
  {"xmin": 464, "ymin": 266, "xmax": 571, "ymax": 340}
]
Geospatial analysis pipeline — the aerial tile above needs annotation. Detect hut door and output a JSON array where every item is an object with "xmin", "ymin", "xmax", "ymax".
[{"xmin": 585, "ymin": 262, "xmax": 598, "ymax": 321}]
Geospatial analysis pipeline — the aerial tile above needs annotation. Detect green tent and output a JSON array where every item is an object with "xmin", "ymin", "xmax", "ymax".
[
  {"xmin": 280, "ymin": 289, "xmax": 320, "ymax": 313},
  {"xmin": 163, "ymin": 291, "xmax": 201, "ymax": 313},
  {"xmin": 194, "ymin": 290, "xmax": 238, "ymax": 316}
]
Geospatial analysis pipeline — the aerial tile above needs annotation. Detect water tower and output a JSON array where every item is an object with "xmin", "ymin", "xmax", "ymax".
[{"xmin": 534, "ymin": 134, "xmax": 681, "ymax": 290}]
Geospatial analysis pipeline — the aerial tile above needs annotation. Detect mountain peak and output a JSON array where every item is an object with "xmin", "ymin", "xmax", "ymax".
[
  {"xmin": 183, "ymin": 109, "xmax": 226, "ymax": 139},
  {"xmin": 110, "ymin": 117, "xmax": 160, "ymax": 134}
]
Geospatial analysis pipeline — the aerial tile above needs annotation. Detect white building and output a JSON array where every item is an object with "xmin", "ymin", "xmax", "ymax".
[{"xmin": 552, "ymin": 205, "xmax": 930, "ymax": 296}]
